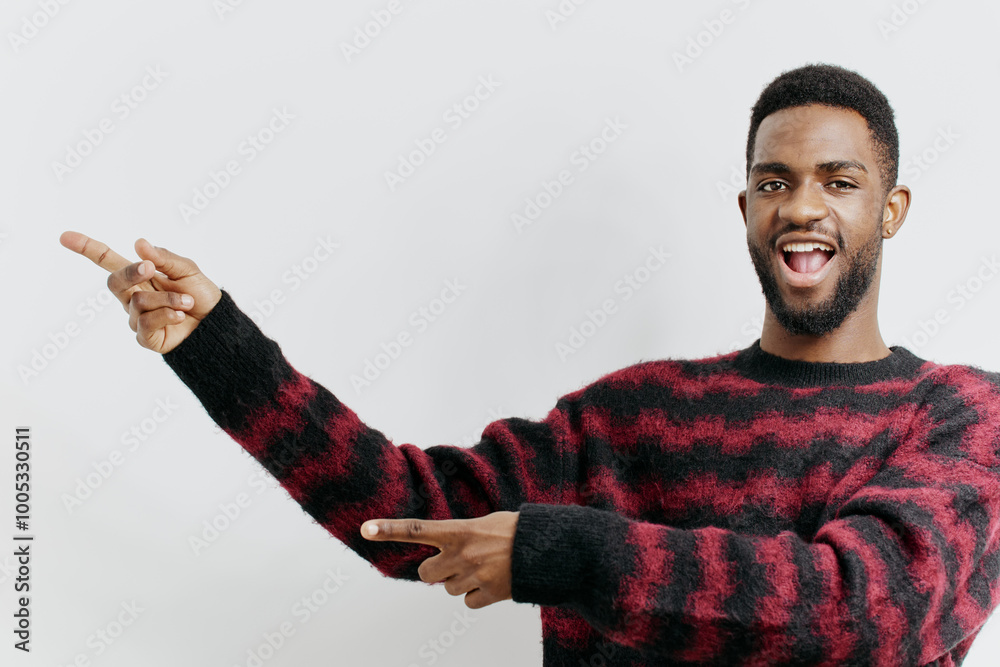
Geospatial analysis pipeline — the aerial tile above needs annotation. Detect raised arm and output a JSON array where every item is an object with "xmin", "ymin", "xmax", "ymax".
[
  {"xmin": 60, "ymin": 232, "xmax": 580, "ymax": 582},
  {"xmin": 160, "ymin": 287, "xmax": 579, "ymax": 579}
]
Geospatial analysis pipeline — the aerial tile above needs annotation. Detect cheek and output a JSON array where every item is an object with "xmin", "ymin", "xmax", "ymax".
[
  {"xmin": 833, "ymin": 196, "xmax": 879, "ymax": 219},
  {"xmin": 743, "ymin": 206, "xmax": 772, "ymax": 241},
  {"xmin": 745, "ymin": 196, "xmax": 778, "ymax": 222},
  {"xmin": 834, "ymin": 204, "xmax": 883, "ymax": 243}
]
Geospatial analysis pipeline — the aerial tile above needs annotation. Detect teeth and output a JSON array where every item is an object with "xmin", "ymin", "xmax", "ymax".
[{"xmin": 781, "ymin": 241, "xmax": 834, "ymax": 253}]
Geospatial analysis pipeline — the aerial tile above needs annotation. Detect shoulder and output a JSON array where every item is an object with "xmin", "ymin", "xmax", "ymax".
[
  {"xmin": 564, "ymin": 347, "xmax": 742, "ymax": 407},
  {"xmin": 882, "ymin": 357, "xmax": 1000, "ymax": 479},
  {"xmin": 907, "ymin": 357, "xmax": 1000, "ymax": 457},
  {"xmin": 915, "ymin": 355, "xmax": 1000, "ymax": 398}
]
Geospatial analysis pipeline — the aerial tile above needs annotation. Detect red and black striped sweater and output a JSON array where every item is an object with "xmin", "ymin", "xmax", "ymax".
[{"xmin": 163, "ymin": 289, "xmax": 1000, "ymax": 666}]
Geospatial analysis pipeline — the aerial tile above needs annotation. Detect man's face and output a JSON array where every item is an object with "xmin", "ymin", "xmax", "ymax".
[{"xmin": 739, "ymin": 104, "xmax": 887, "ymax": 337}]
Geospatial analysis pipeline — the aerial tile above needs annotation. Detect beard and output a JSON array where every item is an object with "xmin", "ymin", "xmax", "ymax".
[{"xmin": 747, "ymin": 221, "xmax": 882, "ymax": 337}]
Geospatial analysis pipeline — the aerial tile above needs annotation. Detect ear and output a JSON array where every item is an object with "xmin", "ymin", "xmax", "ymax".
[
  {"xmin": 738, "ymin": 190, "xmax": 748, "ymax": 227},
  {"xmin": 881, "ymin": 185, "xmax": 911, "ymax": 238}
]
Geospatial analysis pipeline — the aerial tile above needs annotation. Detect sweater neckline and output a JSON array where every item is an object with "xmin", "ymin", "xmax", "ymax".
[{"xmin": 732, "ymin": 338, "xmax": 926, "ymax": 387}]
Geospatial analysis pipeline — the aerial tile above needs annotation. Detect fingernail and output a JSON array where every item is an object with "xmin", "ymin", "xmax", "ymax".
[
  {"xmin": 180, "ymin": 295, "xmax": 193, "ymax": 307},
  {"xmin": 137, "ymin": 262, "xmax": 146, "ymax": 277},
  {"xmin": 365, "ymin": 523, "xmax": 378, "ymax": 536}
]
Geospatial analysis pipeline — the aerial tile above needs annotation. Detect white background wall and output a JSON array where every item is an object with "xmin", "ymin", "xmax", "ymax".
[{"xmin": 3, "ymin": 0, "xmax": 1000, "ymax": 665}]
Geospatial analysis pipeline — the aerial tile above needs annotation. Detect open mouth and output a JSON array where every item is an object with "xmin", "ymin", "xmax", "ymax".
[{"xmin": 777, "ymin": 242, "xmax": 836, "ymax": 287}]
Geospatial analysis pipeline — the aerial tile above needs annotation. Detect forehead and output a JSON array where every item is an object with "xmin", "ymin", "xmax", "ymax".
[{"xmin": 752, "ymin": 104, "xmax": 876, "ymax": 170}]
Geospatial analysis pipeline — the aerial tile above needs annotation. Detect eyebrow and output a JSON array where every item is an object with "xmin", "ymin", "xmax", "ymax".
[{"xmin": 750, "ymin": 160, "xmax": 869, "ymax": 177}]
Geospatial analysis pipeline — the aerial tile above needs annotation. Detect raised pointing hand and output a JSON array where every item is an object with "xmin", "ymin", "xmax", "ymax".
[{"xmin": 59, "ymin": 231, "xmax": 222, "ymax": 354}]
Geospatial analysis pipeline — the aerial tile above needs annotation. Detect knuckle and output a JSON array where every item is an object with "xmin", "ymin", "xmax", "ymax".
[
  {"xmin": 462, "ymin": 547, "xmax": 482, "ymax": 567},
  {"xmin": 137, "ymin": 311, "xmax": 154, "ymax": 333},
  {"xmin": 130, "ymin": 296, "xmax": 150, "ymax": 318},
  {"xmin": 173, "ymin": 250, "xmax": 194, "ymax": 268},
  {"xmin": 404, "ymin": 520, "xmax": 423, "ymax": 538}
]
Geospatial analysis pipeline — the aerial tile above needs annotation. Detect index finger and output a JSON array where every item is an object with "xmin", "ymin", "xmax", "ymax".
[
  {"xmin": 60, "ymin": 230, "xmax": 134, "ymax": 274},
  {"xmin": 361, "ymin": 518, "xmax": 459, "ymax": 547}
]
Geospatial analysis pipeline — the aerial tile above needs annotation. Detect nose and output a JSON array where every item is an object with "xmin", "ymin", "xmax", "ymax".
[{"xmin": 779, "ymin": 182, "xmax": 829, "ymax": 225}]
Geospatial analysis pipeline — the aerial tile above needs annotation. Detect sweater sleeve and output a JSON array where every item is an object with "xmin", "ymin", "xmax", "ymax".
[
  {"xmin": 161, "ymin": 289, "xmax": 576, "ymax": 581},
  {"xmin": 510, "ymin": 371, "xmax": 1000, "ymax": 666}
]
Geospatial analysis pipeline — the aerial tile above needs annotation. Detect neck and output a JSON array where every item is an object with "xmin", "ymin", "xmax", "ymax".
[{"xmin": 759, "ymin": 289, "xmax": 890, "ymax": 363}]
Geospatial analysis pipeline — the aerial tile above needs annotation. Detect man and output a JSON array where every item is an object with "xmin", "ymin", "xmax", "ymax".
[{"xmin": 61, "ymin": 63, "xmax": 1000, "ymax": 666}]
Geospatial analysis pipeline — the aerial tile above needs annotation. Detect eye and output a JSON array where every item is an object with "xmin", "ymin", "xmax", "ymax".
[
  {"xmin": 830, "ymin": 180, "xmax": 856, "ymax": 189},
  {"xmin": 758, "ymin": 181, "xmax": 785, "ymax": 192}
]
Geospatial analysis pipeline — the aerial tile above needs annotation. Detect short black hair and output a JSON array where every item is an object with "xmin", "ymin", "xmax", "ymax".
[{"xmin": 745, "ymin": 63, "xmax": 899, "ymax": 197}]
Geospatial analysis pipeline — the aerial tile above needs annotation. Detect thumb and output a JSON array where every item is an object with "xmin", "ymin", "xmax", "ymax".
[
  {"xmin": 134, "ymin": 238, "xmax": 200, "ymax": 281},
  {"xmin": 132, "ymin": 238, "xmax": 222, "ymax": 317}
]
